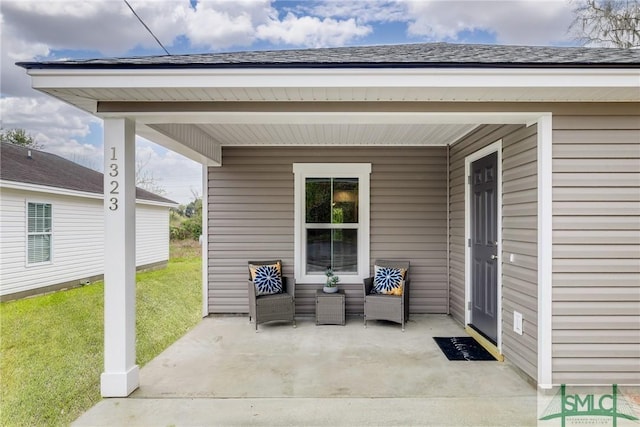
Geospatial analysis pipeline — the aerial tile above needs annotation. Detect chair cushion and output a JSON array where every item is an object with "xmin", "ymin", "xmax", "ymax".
[
  {"xmin": 365, "ymin": 293, "xmax": 402, "ymax": 302},
  {"xmin": 250, "ymin": 263, "xmax": 283, "ymax": 296},
  {"xmin": 372, "ymin": 265, "xmax": 406, "ymax": 295},
  {"xmin": 255, "ymin": 292, "xmax": 292, "ymax": 305}
]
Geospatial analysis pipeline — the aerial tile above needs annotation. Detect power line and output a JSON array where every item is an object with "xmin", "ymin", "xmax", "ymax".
[{"xmin": 123, "ymin": 0, "xmax": 171, "ymax": 55}]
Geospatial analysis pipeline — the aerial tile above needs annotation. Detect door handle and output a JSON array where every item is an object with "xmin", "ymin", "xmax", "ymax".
[{"xmin": 491, "ymin": 254, "xmax": 499, "ymax": 260}]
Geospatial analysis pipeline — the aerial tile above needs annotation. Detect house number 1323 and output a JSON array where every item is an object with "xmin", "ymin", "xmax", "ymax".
[{"xmin": 108, "ymin": 147, "xmax": 119, "ymax": 211}]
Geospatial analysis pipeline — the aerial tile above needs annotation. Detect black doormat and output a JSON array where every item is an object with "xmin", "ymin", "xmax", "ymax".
[{"xmin": 433, "ymin": 337, "xmax": 496, "ymax": 361}]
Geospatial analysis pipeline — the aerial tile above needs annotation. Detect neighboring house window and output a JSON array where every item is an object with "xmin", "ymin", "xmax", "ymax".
[
  {"xmin": 27, "ymin": 202, "xmax": 52, "ymax": 264},
  {"xmin": 293, "ymin": 164, "xmax": 371, "ymax": 284}
]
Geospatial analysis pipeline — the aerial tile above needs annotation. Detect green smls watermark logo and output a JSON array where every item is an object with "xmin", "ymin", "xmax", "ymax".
[{"xmin": 540, "ymin": 385, "xmax": 639, "ymax": 426}]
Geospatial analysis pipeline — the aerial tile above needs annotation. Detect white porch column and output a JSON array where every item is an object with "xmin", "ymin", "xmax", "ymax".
[
  {"xmin": 201, "ymin": 163, "xmax": 209, "ymax": 317},
  {"xmin": 537, "ymin": 114, "xmax": 554, "ymax": 389},
  {"xmin": 100, "ymin": 117, "xmax": 139, "ymax": 397}
]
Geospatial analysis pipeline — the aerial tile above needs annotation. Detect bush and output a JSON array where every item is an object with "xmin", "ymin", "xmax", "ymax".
[
  {"xmin": 169, "ymin": 197, "xmax": 202, "ymax": 241},
  {"xmin": 170, "ymin": 225, "xmax": 190, "ymax": 240},
  {"xmin": 170, "ymin": 217, "xmax": 201, "ymax": 241},
  {"xmin": 183, "ymin": 217, "xmax": 202, "ymax": 240}
]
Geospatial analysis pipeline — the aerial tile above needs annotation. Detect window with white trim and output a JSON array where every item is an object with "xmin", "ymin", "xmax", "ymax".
[
  {"xmin": 27, "ymin": 202, "xmax": 52, "ymax": 264},
  {"xmin": 293, "ymin": 164, "xmax": 371, "ymax": 284}
]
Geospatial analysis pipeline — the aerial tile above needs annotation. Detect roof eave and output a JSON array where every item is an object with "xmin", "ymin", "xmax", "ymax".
[
  {"xmin": 16, "ymin": 61, "xmax": 640, "ymax": 70},
  {"xmin": 0, "ymin": 179, "xmax": 176, "ymax": 207}
]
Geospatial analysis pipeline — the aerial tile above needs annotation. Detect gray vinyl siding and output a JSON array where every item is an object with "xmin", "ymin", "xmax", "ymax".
[
  {"xmin": 207, "ymin": 146, "xmax": 448, "ymax": 316},
  {"xmin": 551, "ymin": 115, "xmax": 640, "ymax": 385},
  {"xmin": 449, "ymin": 123, "xmax": 539, "ymax": 381},
  {"xmin": 501, "ymin": 125, "xmax": 539, "ymax": 380}
]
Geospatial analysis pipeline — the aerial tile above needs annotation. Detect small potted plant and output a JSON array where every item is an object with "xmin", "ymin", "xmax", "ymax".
[{"xmin": 323, "ymin": 267, "xmax": 340, "ymax": 293}]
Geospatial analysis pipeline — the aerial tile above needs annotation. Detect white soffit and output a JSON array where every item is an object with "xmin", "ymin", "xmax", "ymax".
[{"xmin": 38, "ymin": 86, "xmax": 640, "ymax": 106}]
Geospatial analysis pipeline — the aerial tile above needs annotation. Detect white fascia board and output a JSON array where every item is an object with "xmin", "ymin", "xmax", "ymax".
[
  {"xmin": 27, "ymin": 67, "xmax": 640, "ymax": 90},
  {"xmin": 135, "ymin": 199, "xmax": 178, "ymax": 208},
  {"xmin": 0, "ymin": 180, "xmax": 175, "ymax": 208},
  {"xmin": 0, "ymin": 180, "xmax": 105, "ymax": 200}
]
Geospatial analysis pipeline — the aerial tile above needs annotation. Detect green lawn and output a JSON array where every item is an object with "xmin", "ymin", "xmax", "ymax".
[{"xmin": 0, "ymin": 240, "xmax": 202, "ymax": 426}]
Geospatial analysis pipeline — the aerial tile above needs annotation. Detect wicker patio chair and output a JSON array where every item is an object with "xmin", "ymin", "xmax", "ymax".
[
  {"xmin": 248, "ymin": 260, "xmax": 296, "ymax": 331},
  {"xmin": 363, "ymin": 260, "xmax": 410, "ymax": 331}
]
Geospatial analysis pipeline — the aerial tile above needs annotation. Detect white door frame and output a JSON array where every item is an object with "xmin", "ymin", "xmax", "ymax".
[{"xmin": 464, "ymin": 139, "xmax": 503, "ymax": 352}]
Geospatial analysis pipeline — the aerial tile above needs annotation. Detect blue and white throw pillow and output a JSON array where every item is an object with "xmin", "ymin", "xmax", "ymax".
[
  {"xmin": 373, "ymin": 265, "xmax": 405, "ymax": 295},
  {"xmin": 251, "ymin": 263, "xmax": 283, "ymax": 296}
]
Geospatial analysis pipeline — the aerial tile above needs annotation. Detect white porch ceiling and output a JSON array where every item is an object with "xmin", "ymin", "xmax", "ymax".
[{"xmin": 191, "ymin": 122, "xmax": 478, "ymax": 146}]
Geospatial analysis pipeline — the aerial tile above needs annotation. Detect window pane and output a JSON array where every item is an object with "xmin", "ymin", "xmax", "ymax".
[
  {"xmin": 44, "ymin": 205, "xmax": 52, "ymax": 231},
  {"xmin": 306, "ymin": 229, "xmax": 330, "ymax": 273},
  {"xmin": 41, "ymin": 235, "xmax": 51, "ymax": 262},
  {"xmin": 305, "ymin": 178, "xmax": 331, "ymax": 223},
  {"xmin": 27, "ymin": 203, "xmax": 52, "ymax": 263},
  {"xmin": 27, "ymin": 203, "xmax": 52, "ymax": 232},
  {"xmin": 306, "ymin": 229, "xmax": 358, "ymax": 274},
  {"xmin": 332, "ymin": 178, "xmax": 358, "ymax": 224},
  {"xmin": 28, "ymin": 235, "xmax": 51, "ymax": 263},
  {"xmin": 28, "ymin": 203, "xmax": 36, "ymax": 232},
  {"xmin": 332, "ymin": 229, "xmax": 357, "ymax": 273}
]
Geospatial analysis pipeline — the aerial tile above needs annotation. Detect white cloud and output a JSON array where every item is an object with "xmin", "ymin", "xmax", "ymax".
[
  {"xmin": 181, "ymin": 0, "xmax": 373, "ymax": 49},
  {"xmin": 302, "ymin": 0, "xmax": 575, "ymax": 46},
  {"xmin": 0, "ymin": 0, "xmax": 190, "ymax": 55},
  {"xmin": 184, "ymin": 0, "xmax": 266, "ymax": 48},
  {"xmin": 3, "ymin": 0, "xmax": 374, "ymax": 58},
  {"xmin": 1, "ymin": 96, "xmax": 103, "ymax": 168},
  {"xmin": 306, "ymin": 0, "xmax": 408, "ymax": 24},
  {"xmin": 0, "ymin": 0, "xmax": 208, "ymax": 203},
  {"xmin": 1, "ymin": 96, "xmax": 98, "ymax": 144},
  {"xmin": 1, "ymin": 0, "xmax": 578, "ymax": 204},
  {"xmin": 256, "ymin": 13, "xmax": 372, "ymax": 47},
  {"xmin": 402, "ymin": 0, "xmax": 574, "ymax": 45},
  {"xmin": 135, "ymin": 138, "xmax": 203, "ymax": 204},
  {"xmin": 0, "ymin": 96, "xmax": 200, "ymax": 203},
  {"xmin": 1, "ymin": 11, "xmax": 51, "ymax": 97}
]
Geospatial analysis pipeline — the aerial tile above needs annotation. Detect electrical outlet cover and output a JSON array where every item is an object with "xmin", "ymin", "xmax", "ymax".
[{"xmin": 514, "ymin": 311, "xmax": 523, "ymax": 335}]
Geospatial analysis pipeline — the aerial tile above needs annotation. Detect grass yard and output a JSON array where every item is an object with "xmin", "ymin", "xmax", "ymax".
[{"xmin": 0, "ymin": 240, "xmax": 202, "ymax": 426}]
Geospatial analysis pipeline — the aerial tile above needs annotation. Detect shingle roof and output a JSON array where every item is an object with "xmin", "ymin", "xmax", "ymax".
[
  {"xmin": 0, "ymin": 142, "xmax": 175, "ymax": 204},
  {"xmin": 17, "ymin": 42, "xmax": 640, "ymax": 70}
]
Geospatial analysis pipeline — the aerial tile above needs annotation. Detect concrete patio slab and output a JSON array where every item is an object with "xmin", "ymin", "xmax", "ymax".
[{"xmin": 73, "ymin": 314, "xmax": 538, "ymax": 426}]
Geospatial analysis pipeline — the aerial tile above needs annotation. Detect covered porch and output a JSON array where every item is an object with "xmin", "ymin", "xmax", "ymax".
[
  {"xmin": 18, "ymin": 43, "xmax": 639, "ymax": 400},
  {"xmin": 25, "ymin": 68, "xmax": 559, "ymax": 399},
  {"xmin": 73, "ymin": 314, "xmax": 538, "ymax": 426}
]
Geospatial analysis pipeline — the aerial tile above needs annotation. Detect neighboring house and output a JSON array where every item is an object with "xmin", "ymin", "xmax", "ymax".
[
  {"xmin": 17, "ymin": 42, "xmax": 639, "ymax": 397},
  {"xmin": 0, "ymin": 142, "xmax": 176, "ymax": 301}
]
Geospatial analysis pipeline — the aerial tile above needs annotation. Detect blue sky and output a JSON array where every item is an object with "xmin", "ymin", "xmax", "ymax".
[{"xmin": 1, "ymin": 0, "xmax": 579, "ymax": 203}]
